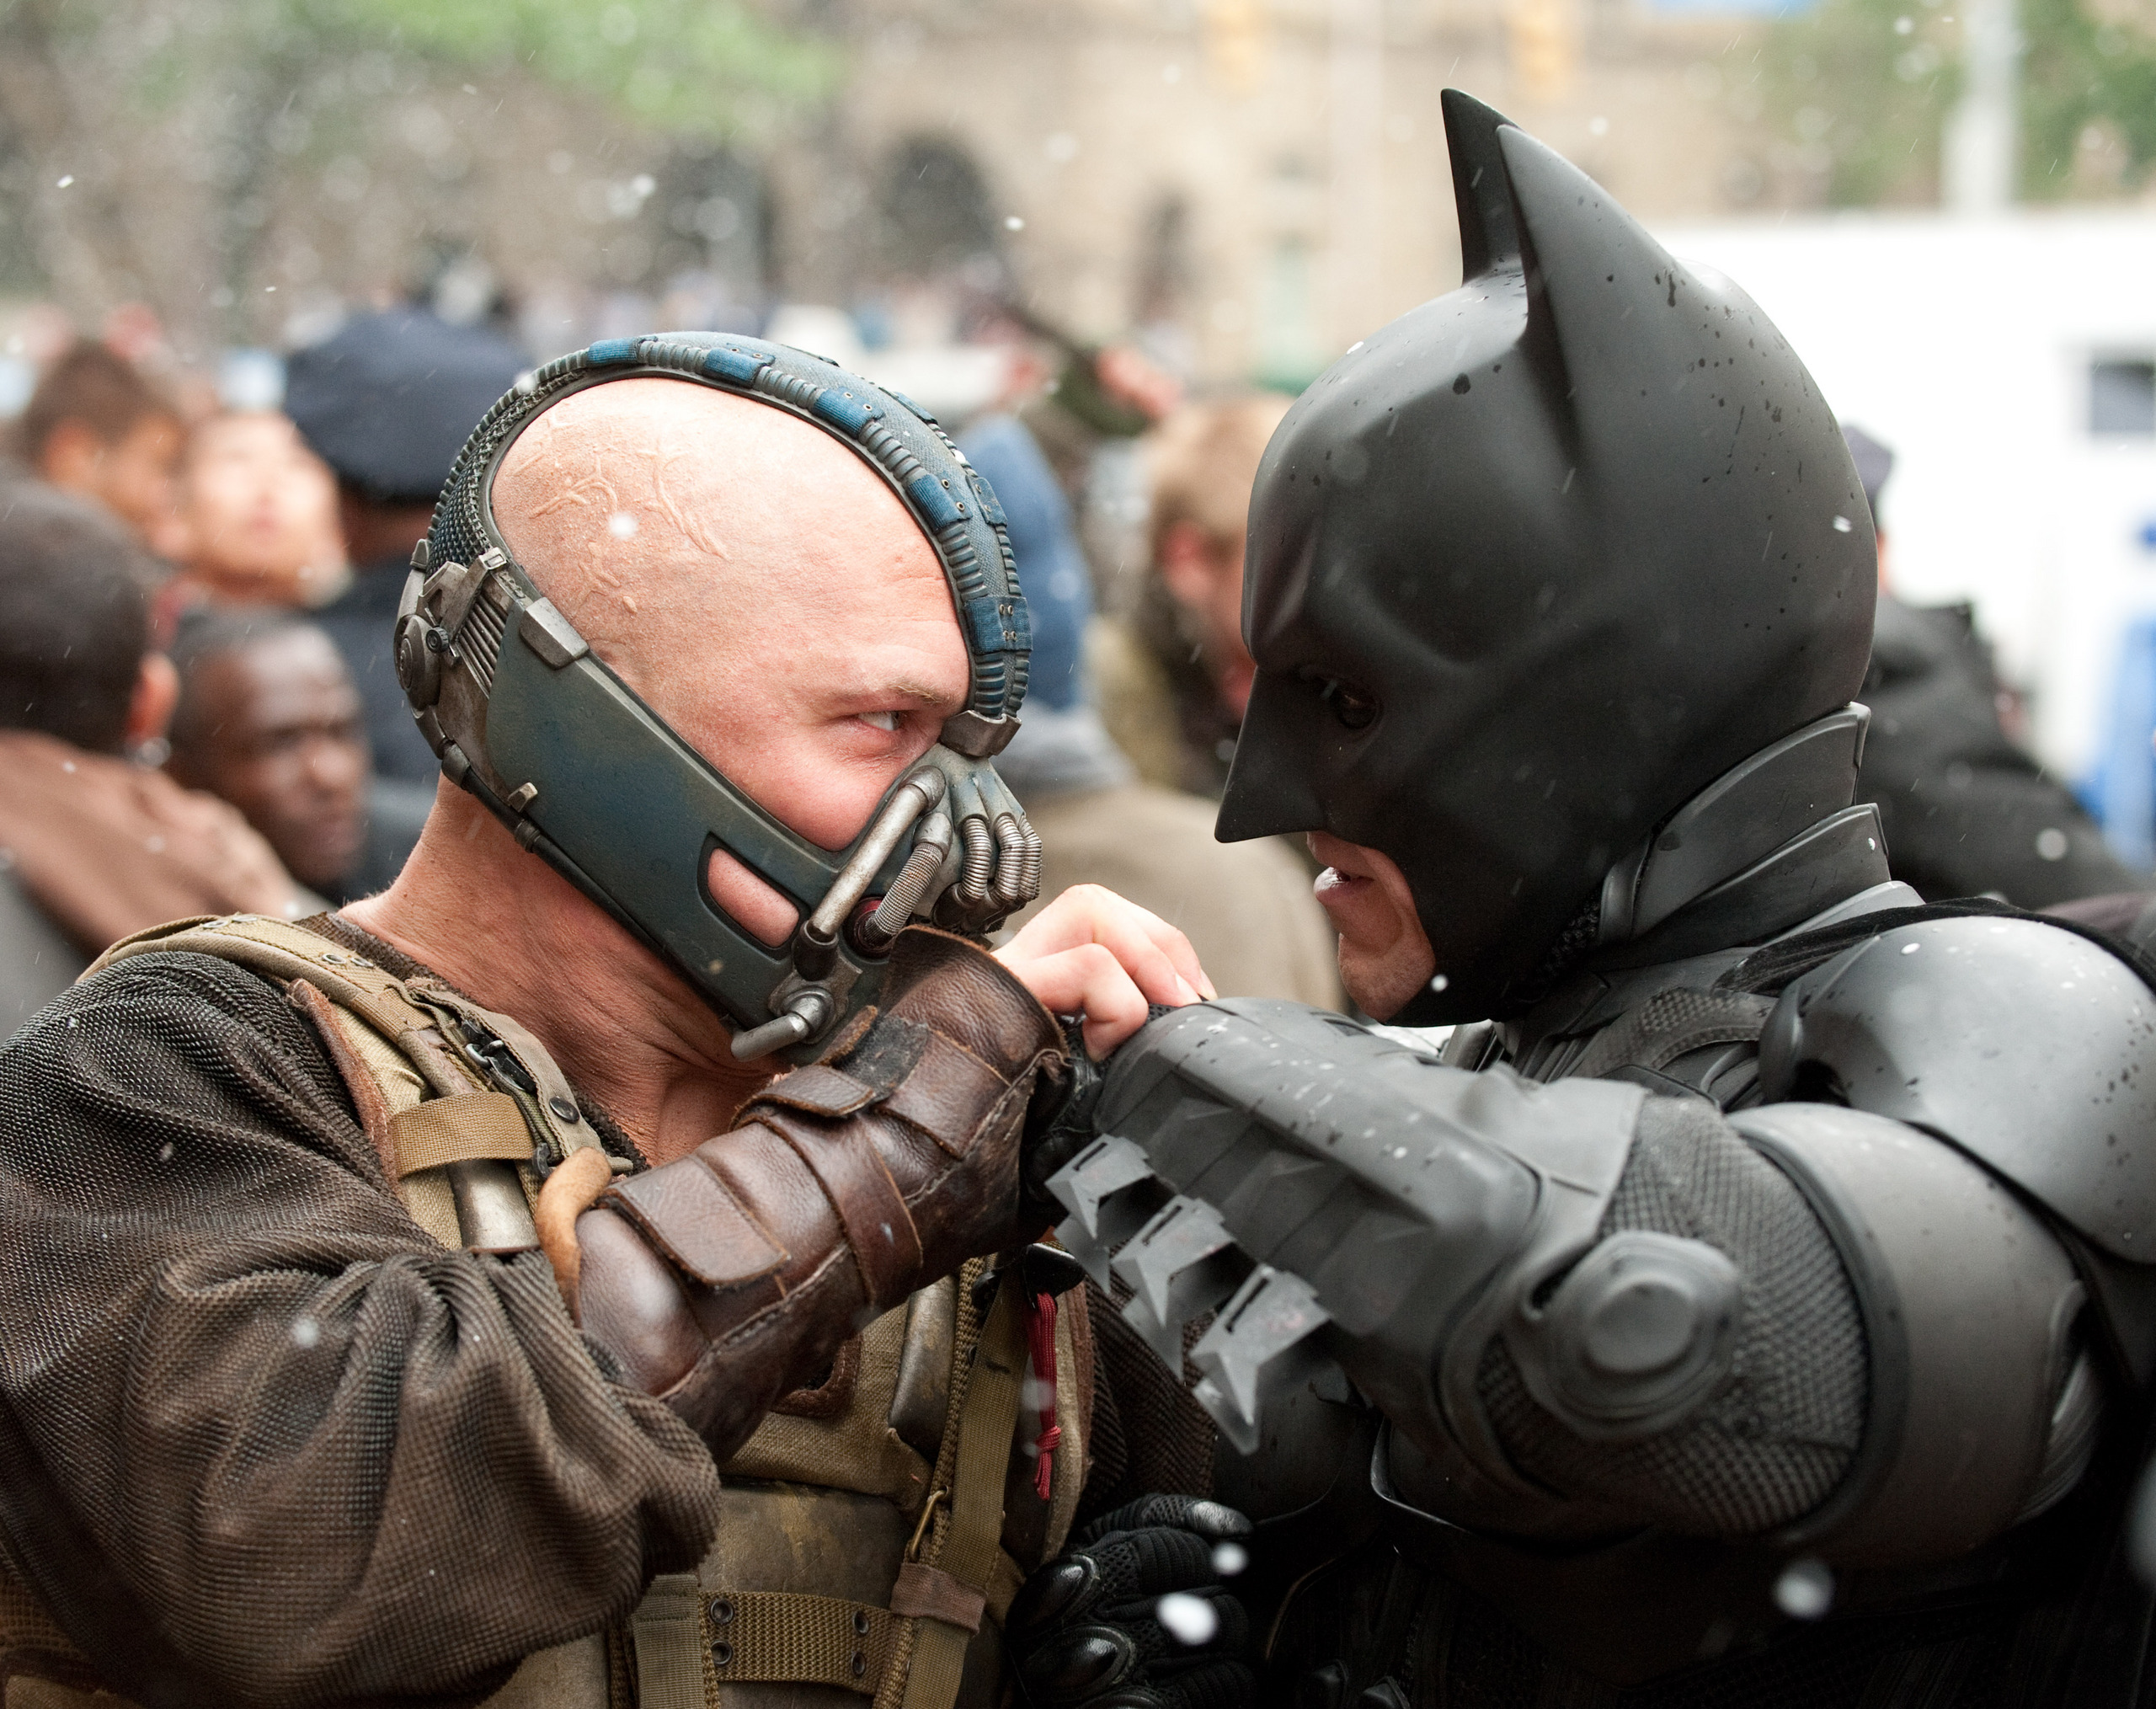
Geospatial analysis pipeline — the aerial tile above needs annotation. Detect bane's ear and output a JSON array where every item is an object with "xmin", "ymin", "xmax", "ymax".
[
  {"xmin": 1498, "ymin": 123, "xmax": 1694, "ymax": 385},
  {"xmin": 1443, "ymin": 88, "xmax": 1523, "ymax": 281}
]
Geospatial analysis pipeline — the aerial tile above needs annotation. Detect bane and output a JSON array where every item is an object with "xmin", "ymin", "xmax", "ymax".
[{"xmin": 1043, "ymin": 93, "xmax": 2156, "ymax": 1706}]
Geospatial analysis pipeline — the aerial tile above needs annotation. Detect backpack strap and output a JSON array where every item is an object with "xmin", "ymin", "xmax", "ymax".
[
  {"xmin": 91, "ymin": 914, "xmax": 627, "ymax": 1253},
  {"xmin": 866, "ymin": 1260, "xmax": 1031, "ymax": 1709}
]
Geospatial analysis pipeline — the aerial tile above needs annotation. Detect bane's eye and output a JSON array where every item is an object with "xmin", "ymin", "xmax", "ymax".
[
  {"xmin": 1306, "ymin": 674, "xmax": 1380, "ymax": 731},
  {"xmin": 859, "ymin": 710, "xmax": 899, "ymax": 732}
]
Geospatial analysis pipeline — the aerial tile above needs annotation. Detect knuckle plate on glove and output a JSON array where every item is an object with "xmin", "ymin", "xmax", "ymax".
[{"xmin": 1025, "ymin": 1630, "xmax": 1140, "ymax": 1696}]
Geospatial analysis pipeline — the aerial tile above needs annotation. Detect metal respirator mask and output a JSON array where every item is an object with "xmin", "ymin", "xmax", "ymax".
[{"xmin": 395, "ymin": 333, "xmax": 1040, "ymax": 1062}]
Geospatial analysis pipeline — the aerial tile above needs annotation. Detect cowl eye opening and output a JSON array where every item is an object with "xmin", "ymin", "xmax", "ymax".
[{"xmin": 1300, "ymin": 669, "xmax": 1381, "ymax": 733}]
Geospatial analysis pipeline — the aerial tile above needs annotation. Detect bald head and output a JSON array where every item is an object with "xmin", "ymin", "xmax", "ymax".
[{"xmin": 491, "ymin": 378, "xmax": 969, "ymax": 934}]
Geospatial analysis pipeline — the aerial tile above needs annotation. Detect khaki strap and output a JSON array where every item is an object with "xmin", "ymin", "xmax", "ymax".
[
  {"xmin": 386, "ymin": 1092, "xmax": 534, "ymax": 1178},
  {"xmin": 889, "ymin": 1564, "xmax": 984, "ymax": 1635},
  {"xmin": 93, "ymin": 915, "xmax": 472, "ymax": 1097},
  {"xmin": 421, "ymin": 984, "xmax": 606, "ymax": 1168},
  {"xmin": 628, "ymin": 1573, "xmax": 707, "ymax": 1709},
  {"xmin": 93, "ymin": 915, "xmax": 611, "ymax": 1167},
  {"xmin": 896, "ymin": 1283, "xmax": 1028, "ymax": 1709},
  {"xmin": 706, "ymin": 1590, "xmax": 894, "ymax": 1695}
]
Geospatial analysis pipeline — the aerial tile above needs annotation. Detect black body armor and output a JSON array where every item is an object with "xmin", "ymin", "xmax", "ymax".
[
  {"xmin": 1042, "ymin": 93, "xmax": 2156, "ymax": 1708},
  {"xmin": 1050, "ymin": 722, "xmax": 2156, "ymax": 1704}
]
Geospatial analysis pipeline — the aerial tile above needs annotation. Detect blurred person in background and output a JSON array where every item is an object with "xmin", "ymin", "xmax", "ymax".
[
  {"xmin": 997, "ymin": 324, "xmax": 1184, "ymax": 612},
  {"xmin": 1093, "ymin": 393, "xmax": 1291, "ymax": 798},
  {"xmin": 1008, "ymin": 328, "xmax": 1185, "ymax": 510},
  {"xmin": 962, "ymin": 402, "xmax": 1342, "ymax": 1008},
  {"xmin": 164, "ymin": 609, "xmax": 431, "ymax": 907},
  {"xmin": 0, "ymin": 488, "xmax": 306, "ymax": 1032},
  {"xmin": 158, "ymin": 411, "xmax": 346, "ymax": 628},
  {"xmin": 15, "ymin": 339, "xmax": 187, "ymax": 560},
  {"xmin": 285, "ymin": 307, "xmax": 529, "ymax": 782},
  {"xmin": 1845, "ymin": 423, "xmax": 2142, "ymax": 905}
]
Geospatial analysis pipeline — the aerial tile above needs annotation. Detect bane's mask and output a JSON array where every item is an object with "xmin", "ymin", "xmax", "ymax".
[
  {"xmin": 1219, "ymin": 93, "xmax": 1876, "ymax": 1023},
  {"xmin": 398, "ymin": 334, "xmax": 1038, "ymax": 1060}
]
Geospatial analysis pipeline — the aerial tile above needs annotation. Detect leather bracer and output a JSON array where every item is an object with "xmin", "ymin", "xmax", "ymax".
[{"xmin": 574, "ymin": 926, "xmax": 1063, "ymax": 1453}]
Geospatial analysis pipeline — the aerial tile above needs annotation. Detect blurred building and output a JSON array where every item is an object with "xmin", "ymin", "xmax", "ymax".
[
  {"xmin": 0, "ymin": 0, "xmax": 1797, "ymax": 398},
  {"xmin": 771, "ymin": 0, "xmax": 1790, "ymax": 385}
]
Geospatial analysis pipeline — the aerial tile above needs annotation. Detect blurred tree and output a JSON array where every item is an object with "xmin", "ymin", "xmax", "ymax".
[
  {"xmin": 0, "ymin": 0, "xmax": 834, "ymax": 348},
  {"xmin": 2018, "ymin": 0, "xmax": 2156, "ymax": 195},
  {"xmin": 1764, "ymin": 0, "xmax": 1961, "ymax": 205},
  {"xmin": 351, "ymin": 0, "xmax": 831, "ymax": 134},
  {"xmin": 1764, "ymin": 0, "xmax": 2156, "ymax": 203}
]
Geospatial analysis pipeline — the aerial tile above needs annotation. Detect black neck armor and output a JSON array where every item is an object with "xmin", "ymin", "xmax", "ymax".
[
  {"xmin": 1218, "ymin": 93, "xmax": 1876, "ymax": 1024},
  {"xmin": 396, "ymin": 334, "xmax": 1038, "ymax": 1060}
]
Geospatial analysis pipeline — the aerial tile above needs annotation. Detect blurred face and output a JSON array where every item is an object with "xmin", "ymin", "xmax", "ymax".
[
  {"xmin": 172, "ymin": 628, "xmax": 368, "ymax": 890},
  {"xmin": 41, "ymin": 413, "xmax": 186, "ymax": 556},
  {"xmin": 493, "ymin": 380, "xmax": 967, "ymax": 945},
  {"xmin": 1308, "ymin": 830, "xmax": 1436, "ymax": 1021},
  {"xmin": 1159, "ymin": 521, "xmax": 1257, "ymax": 717},
  {"xmin": 180, "ymin": 414, "xmax": 341, "ymax": 604}
]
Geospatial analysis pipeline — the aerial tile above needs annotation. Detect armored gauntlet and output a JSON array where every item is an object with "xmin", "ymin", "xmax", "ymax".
[{"xmin": 574, "ymin": 926, "xmax": 1063, "ymax": 1454}]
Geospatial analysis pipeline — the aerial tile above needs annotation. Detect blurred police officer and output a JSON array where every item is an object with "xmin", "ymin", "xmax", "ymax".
[{"xmin": 285, "ymin": 307, "xmax": 528, "ymax": 781}]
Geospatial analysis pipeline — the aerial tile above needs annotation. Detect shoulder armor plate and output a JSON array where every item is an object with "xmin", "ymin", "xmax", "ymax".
[{"xmin": 1758, "ymin": 916, "xmax": 2156, "ymax": 1258}]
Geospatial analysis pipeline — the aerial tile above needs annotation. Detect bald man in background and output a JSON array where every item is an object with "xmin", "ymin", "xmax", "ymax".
[{"xmin": 0, "ymin": 367, "xmax": 1221, "ymax": 1709}]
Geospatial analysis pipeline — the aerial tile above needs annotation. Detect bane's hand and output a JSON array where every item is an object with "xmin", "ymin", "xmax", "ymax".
[
  {"xmin": 1006, "ymin": 1495, "xmax": 1255, "ymax": 1709},
  {"xmin": 995, "ymin": 885, "xmax": 1213, "ymax": 1058}
]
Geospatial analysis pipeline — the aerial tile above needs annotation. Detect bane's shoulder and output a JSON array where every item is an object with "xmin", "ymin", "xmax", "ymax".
[
  {"xmin": 1761, "ymin": 914, "xmax": 2156, "ymax": 1256},
  {"xmin": 66, "ymin": 943, "xmax": 295, "ymax": 1014},
  {"xmin": 2, "ymin": 946, "xmax": 312, "ymax": 1088}
]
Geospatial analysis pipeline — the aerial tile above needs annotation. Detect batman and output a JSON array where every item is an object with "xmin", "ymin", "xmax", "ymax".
[{"xmin": 1010, "ymin": 93, "xmax": 2156, "ymax": 1709}]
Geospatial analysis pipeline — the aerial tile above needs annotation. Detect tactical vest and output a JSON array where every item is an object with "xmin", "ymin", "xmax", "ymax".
[{"xmin": 0, "ymin": 915, "xmax": 1086, "ymax": 1709}]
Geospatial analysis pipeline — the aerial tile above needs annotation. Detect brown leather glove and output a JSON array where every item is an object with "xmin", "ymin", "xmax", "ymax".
[{"xmin": 574, "ymin": 926, "xmax": 1064, "ymax": 1454}]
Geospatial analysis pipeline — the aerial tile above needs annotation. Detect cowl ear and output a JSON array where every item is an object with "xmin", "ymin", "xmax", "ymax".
[
  {"xmin": 1444, "ymin": 89, "xmax": 1574, "ymax": 443},
  {"xmin": 1498, "ymin": 122, "xmax": 1696, "ymax": 383},
  {"xmin": 1443, "ymin": 88, "xmax": 1521, "ymax": 281}
]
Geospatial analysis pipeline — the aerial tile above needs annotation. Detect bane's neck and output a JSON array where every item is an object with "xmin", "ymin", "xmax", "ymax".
[{"xmin": 1510, "ymin": 704, "xmax": 1912, "ymax": 1053}]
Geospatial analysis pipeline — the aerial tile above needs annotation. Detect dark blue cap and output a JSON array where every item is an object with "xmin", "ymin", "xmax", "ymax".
[
  {"xmin": 1840, "ymin": 423, "xmax": 1895, "ymax": 523},
  {"xmin": 285, "ymin": 308, "xmax": 529, "ymax": 505}
]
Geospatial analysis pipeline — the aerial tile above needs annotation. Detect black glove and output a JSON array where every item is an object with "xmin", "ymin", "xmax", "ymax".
[
  {"xmin": 1006, "ymin": 1494, "xmax": 1256, "ymax": 1709},
  {"xmin": 1023, "ymin": 1006, "xmax": 1187, "ymax": 1219},
  {"xmin": 1022, "ymin": 1015, "xmax": 1107, "ymax": 1217}
]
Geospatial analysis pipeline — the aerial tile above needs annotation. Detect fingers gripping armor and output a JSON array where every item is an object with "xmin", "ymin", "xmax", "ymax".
[{"xmin": 1051, "ymin": 1000, "xmax": 2089, "ymax": 1564}]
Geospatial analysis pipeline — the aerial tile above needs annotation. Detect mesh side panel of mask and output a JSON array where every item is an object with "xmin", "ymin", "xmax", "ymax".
[
  {"xmin": 0, "ymin": 953, "xmax": 719, "ymax": 1701},
  {"xmin": 1477, "ymin": 1096, "xmax": 1865, "ymax": 1538},
  {"xmin": 1568, "ymin": 989, "xmax": 1780, "ymax": 1082}
]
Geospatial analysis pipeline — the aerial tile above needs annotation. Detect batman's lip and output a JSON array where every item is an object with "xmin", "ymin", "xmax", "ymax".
[{"xmin": 1309, "ymin": 831, "xmax": 1377, "ymax": 884}]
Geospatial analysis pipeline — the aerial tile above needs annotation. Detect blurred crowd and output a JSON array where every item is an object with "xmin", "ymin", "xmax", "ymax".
[
  {"xmin": 0, "ymin": 305, "xmax": 1351, "ymax": 1036},
  {"xmin": 4, "ymin": 302, "xmax": 2153, "ymax": 1039}
]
